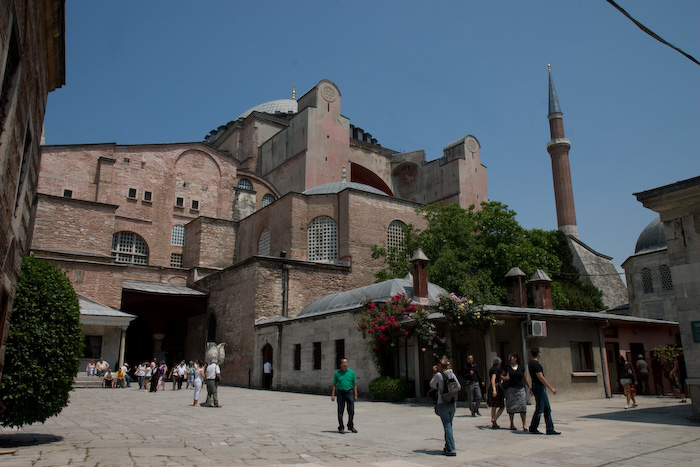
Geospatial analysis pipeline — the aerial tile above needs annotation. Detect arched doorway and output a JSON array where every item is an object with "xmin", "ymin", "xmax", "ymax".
[{"xmin": 262, "ymin": 343, "xmax": 273, "ymax": 389}]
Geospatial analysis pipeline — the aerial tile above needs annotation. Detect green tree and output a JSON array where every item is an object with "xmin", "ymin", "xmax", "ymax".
[
  {"xmin": 1, "ymin": 256, "xmax": 83, "ymax": 427},
  {"xmin": 372, "ymin": 201, "xmax": 604, "ymax": 310}
]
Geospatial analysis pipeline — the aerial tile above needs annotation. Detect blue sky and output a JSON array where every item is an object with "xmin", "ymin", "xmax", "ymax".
[{"xmin": 44, "ymin": 1, "xmax": 700, "ymax": 281}]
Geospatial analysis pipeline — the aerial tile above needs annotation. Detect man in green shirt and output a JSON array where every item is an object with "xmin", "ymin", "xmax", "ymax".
[{"xmin": 331, "ymin": 358, "xmax": 358, "ymax": 433}]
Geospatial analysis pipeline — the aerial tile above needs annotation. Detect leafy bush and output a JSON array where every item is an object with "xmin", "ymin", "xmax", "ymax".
[
  {"xmin": 368, "ymin": 376, "xmax": 410, "ymax": 402},
  {"xmin": 1, "ymin": 256, "xmax": 83, "ymax": 427}
]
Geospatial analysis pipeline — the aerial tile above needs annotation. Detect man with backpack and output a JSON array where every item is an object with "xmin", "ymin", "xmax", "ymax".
[{"xmin": 430, "ymin": 357, "xmax": 461, "ymax": 456}]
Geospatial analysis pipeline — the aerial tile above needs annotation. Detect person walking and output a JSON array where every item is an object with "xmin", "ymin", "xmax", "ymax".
[
  {"xmin": 331, "ymin": 358, "xmax": 357, "ymax": 434},
  {"xmin": 460, "ymin": 354, "xmax": 484, "ymax": 416},
  {"xmin": 430, "ymin": 357, "xmax": 461, "ymax": 456},
  {"xmin": 619, "ymin": 356, "xmax": 638, "ymax": 409},
  {"xmin": 176, "ymin": 361, "xmax": 187, "ymax": 390},
  {"xmin": 136, "ymin": 362, "xmax": 146, "ymax": 390},
  {"xmin": 501, "ymin": 352, "xmax": 530, "ymax": 431},
  {"xmin": 203, "ymin": 359, "xmax": 222, "ymax": 407},
  {"xmin": 527, "ymin": 347, "xmax": 560, "ymax": 435},
  {"xmin": 487, "ymin": 357, "xmax": 505, "ymax": 429},
  {"xmin": 669, "ymin": 349, "xmax": 688, "ymax": 403},
  {"xmin": 192, "ymin": 361, "xmax": 205, "ymax": 407}
]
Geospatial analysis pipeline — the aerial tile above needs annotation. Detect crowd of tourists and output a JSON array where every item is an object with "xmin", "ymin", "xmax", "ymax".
[{"xmin": 85, "ymin": 357, "xmax": 221, "ymax": 406}]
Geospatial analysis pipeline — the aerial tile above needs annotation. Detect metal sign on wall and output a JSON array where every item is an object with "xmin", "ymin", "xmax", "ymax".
[{"xmin": 691, "ymin": 321, "xmax": 700, "ymax": 343}]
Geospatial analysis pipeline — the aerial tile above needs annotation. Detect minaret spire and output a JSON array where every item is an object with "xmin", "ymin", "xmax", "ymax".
[
  {"xmin": 546, "ymin": 63, "xmax": 578, "ymax": 238},
  {"xmin": 292, "ymin": 84, "xmax": 296, "ymax": 101},
  {"xmin": 548, "ymin": 62, "xmax": 562, "ymax": 117}
]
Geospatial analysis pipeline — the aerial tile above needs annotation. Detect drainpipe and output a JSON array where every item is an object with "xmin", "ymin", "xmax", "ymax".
[
  {"xmin": 281, "ymin": 263, "xmax": 290, "ymax": 317},
  {"xmin": 598, "ymin": 320, "xmax": 611, "ymax": 398},
  {"xmin": 521, "ymin": 315, "xmax": 531, "ymax": 404}
]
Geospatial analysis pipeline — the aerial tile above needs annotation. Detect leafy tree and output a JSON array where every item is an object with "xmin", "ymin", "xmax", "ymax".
[
  {"xmin": 1, "ymin": 256, "xmax": 83, "ymax": 427},
  {"xmin": 372, "ymin": 201, "xmax": 605, "ymax": 310}
]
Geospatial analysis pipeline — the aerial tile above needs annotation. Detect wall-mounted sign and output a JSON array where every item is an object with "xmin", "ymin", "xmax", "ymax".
[{"xmin": 691, "ymin": 321, "xmax": 700, "ymax": 343}]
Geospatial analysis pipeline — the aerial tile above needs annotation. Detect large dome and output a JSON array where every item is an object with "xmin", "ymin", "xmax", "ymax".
[
  {"xmin": 237, "ymin": 99, "xmax": 298, "ymax": 120},
  {"xmin": 634, "ymin": 217, "xmax": 666, "ymax": 254}
]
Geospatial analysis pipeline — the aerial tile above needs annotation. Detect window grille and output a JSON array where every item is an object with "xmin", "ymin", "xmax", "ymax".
[
  {"xmin": 170, "ymin": 253, "xmax": 183, "ymax": 268},
  {"xmin": 262, "ymin": 194, "xmax": 275, "ymax": 207},
  {"xmin": 191, "ymin": 199, "xmax": 199, "ymax": 210},
  {"xmin": 660, "ymin": 265, "xmax": 673, "ymax": 291},
  {"xmin": 175, "ymin": 197, "xmax": 184, "ymax": 207},
  {"xmin": 308, "ymin": 216, "xmax": 338, "ymax": 261},
  {"xmin": 171, "ymin": 225, "xmax": 185, "ymax": 246},
  {"xmin": 111, "ymin": 231, "xmax": 149, "ymax": 265},
  {"xmin": 335, "ymin": 339, "xmax": 345, "ymax": 370},
  {"xmin": 257, "ymin": 230, "xmax": 271, "ymax": 256},
  {"xmin": 387, "ymin": 220, "xmax": 406, "ymax": 261},
  {"xmin": 127, "ymin": 188, "xmax": 137, "ymax": 199},
  {"xmin": 641, "ymin": 268, "xmax": 653, "ymax": 294},
  {"xmin": 238, "ymin": 179, "xmax": 253, "ymax": 191}
]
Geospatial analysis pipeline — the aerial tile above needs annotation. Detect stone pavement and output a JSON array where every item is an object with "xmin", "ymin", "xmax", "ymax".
[{"xmin": 0, "ymin": 386, "xmax": 698, "ymax": 467}]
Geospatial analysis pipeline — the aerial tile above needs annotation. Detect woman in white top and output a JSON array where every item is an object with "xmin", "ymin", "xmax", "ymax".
[
  {"xmin": 136, "ymin": 362, "xmax": 147, "ymax": 390},
  {"xmin": 192, "ymin": 362, "xmax": 205, "ymax": 406}
]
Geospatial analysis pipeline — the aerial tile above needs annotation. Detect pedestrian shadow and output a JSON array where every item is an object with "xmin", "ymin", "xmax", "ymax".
[
  {"xmin": 413, "ymin": 448, "xmax": 446, "ymax": 456},
  {"xmin": 0, "ymin": 433, "xmax": 63, "ymax": 448},
  {"xmin": 581, "ymin": 404, "xmax": 698, "ymax": 427}
]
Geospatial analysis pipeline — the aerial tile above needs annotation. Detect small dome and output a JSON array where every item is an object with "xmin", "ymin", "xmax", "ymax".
[
  {"xmin": 303, "ymin": 181, "xmax": 388, "ymax": 196},
  {"xmin": 634, "ymin": 217, "xmax": 666, "ymax": 254},
  {"xmin": 237, "ymin": 99, "xmax": 298, "ymax": 120}
]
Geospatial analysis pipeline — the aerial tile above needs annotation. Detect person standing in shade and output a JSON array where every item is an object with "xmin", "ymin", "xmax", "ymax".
[
  {"xmin": 460, "ymin": 354, "xmax": 484, "ymax": 416},
  {"xmin": 263, "ymin": 361, "xmax": 273, "ymax": 389},
  {"xmin": 527, "ymin": 347, "xmax": 560, "ymax": 435},
  {"xmin": 203, "ymin": 360, "xmax": 222, "ymax": 407},
  {"xmin": 331, "ymin": 358, "xmax": 357, "ymax": 434},
  {"xmin": 636, "ymin": 354, "xmax": 649, "ymax": 395},
  {"xmin": 430, "ymin": 357, "xmax": 461, "ymax": 456}
]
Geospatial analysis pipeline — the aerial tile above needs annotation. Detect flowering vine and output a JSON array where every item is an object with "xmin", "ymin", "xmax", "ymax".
[{"xmin": 434, "ymin": 292, "xmax": 502, "ymax": 334}]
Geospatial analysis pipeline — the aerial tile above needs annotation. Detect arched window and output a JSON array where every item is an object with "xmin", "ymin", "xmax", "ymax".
[
  {"xmin": 258, "ymin": 229, "xmax": 271, "ymax": 256},
  {"xmin": 308, "ymin": 216, "xmax": 338, "ymax": 261},
  {"xmin": 641, "ymin": 268, "xmax": 653, "ymax": 294},
  {"xmin": 660, "ymin": 264, "xmax": 673, "ymax": 291},
  {"xmin": 387, "ymin": 220, "xmax": 406, "ymax": 260},
  {"xmin": 262, "ymin": 194, "xmax": 275, "ymax": 207},
  {"xmin": 207, "ymin": 315, "xmax": 217, "ymax": 342},
  {"xmin": 171, "ymin": 225, "xmax": 185, "ymax": 246},
  {"xmin": 111, "ymin": 231, "xmax": 149, "ymax": 265},
  {"xmin": 238, "ymin": 179, "xmax": 253, "ymax": 191}
]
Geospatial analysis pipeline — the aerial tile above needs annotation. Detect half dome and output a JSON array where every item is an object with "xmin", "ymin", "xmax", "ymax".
[
  {"xmin": 634, "ymin": 217, "xmax": 666, "ymax": 254},
  {"xmin": 303, "ymin": 181, "xmax": 388, "ymax": 196}
]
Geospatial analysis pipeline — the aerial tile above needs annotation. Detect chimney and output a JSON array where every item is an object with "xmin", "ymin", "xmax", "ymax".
[
  {"xmin": 505, "ymin": 267, "xmax": 527, "ymax": 307},
  {"xmin": 530, "ymin": 269, "xmax": 553, "ymax": 309},
  {"xmin": 410, "ymin": 248, "xmax": 430, "ymax": 304}
]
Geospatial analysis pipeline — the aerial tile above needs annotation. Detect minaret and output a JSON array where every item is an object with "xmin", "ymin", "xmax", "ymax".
[{"xmin": 546, "ymin": 63, "xmax": 578, "ymax": 238}]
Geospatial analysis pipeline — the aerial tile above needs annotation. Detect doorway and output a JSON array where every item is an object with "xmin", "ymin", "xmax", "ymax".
[{"xmin": 262, "ymin": 344, "xmax": 273, "ymax": 389}]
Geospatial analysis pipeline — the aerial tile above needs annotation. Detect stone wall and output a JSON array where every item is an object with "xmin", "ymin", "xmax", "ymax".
[{"xmin": 0, "ymin": 0, "xmax": 64, "ymax": 380}]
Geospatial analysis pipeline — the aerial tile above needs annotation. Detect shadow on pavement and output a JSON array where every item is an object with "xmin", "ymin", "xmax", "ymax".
[
  {"xmin": 581, "ymin": 404, "xmax": 697, "ymax": 427},
  {"xmin": 0, "ymin": 433, "xmax": 63, "ymax": 448},
  {"xmin": 413, "ymin": 449, "xmax": 445, "ymax": 456}
]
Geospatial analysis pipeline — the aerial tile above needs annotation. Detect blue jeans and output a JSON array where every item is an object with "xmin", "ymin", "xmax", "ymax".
[
  {"xmin": 336, "ymin": 390, "xmax": 355, "ymax": 430},
  {"xmin": 529, "ymin": 384, "xmax": 554, "ymax": 433},
  {"xmin": 437, "ymin": 401, "xmax": 456, "ymax": 453}
]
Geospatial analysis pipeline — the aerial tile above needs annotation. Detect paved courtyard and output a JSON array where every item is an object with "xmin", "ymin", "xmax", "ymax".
[{"xmin": 0, "ymin": 386, "xmax": 698, "ymax": 466}]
